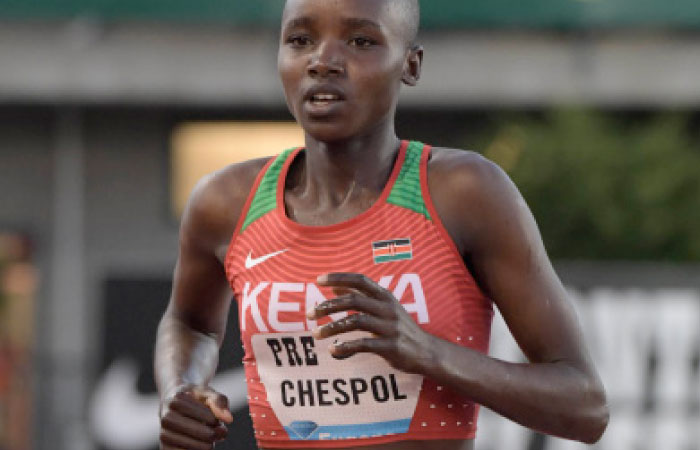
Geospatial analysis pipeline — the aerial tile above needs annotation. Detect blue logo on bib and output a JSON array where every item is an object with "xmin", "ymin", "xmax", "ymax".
[{"xmin": 288, "ymin": 421, "xmax": 319, "ymax": 439}]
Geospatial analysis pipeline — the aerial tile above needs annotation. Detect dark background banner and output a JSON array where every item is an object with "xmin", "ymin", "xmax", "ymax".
[{"xmin": 94, "ymin": 278, "xmax": 256, "ymax": 450}]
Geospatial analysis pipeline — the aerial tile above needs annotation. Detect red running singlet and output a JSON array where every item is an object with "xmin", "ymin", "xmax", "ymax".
[{"xmin": 225, "ymin": 141, "xmax": 493, "ymax": 448}]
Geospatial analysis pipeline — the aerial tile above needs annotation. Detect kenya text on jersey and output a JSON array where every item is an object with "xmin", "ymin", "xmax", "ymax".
[{"xmin": 241, "ymin": 273, "xmax": 430, "ymax": 333}]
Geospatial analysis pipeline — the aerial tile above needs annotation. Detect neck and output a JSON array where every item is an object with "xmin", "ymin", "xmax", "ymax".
[{"xmin": 295, "ymin": 125, "xmax": 402, "ymax": 208}]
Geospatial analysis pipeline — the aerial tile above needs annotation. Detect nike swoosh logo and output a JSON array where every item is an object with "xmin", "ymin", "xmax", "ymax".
[
  {"xmin": 89, "ymin": 359, "xmax": 247, "ymax": 449},
  {"xmin": 245, "ymin": 249, "xmax": 289, "ymax": 269}
]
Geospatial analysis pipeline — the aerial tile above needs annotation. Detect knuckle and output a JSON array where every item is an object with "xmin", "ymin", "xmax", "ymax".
[
  {"xmin": 330, "ymin": 298, "xmax": 343, "ymax": 310},
  {"xmin": 196, "ymin": 441, "xmax": 212, "ymax": 450},
  {"xmin": 317, "ymin": 302, "xmax": 332, "ymax": 315},
  {"xmin": 344, "ymin": 293, "xmax": 358, "ymax": 307},
  {"xmin": 203, "ymin": 427, "xmax": 216, "ymax": 442},
  {"xmin": 385, "ymin": 320, "xmax": 399, "ymax": 336},
  {"xmin": 358, "ymin": 337, "xmax": 372, "ymax": 349},
  {"xmin": 347, "ymin": 273, "xmax": 363, "ymax": 284},
  {"xmin": 387, "ymin": 305, "xmax": 400, "ymax": 320},
  {"xmin": 386, "ymin": 339, "xmax": 399, "ymax": 353}
]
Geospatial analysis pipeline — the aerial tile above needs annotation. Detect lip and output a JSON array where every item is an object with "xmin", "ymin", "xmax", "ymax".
[
  {"xmin": 304, "ymin": 99, "xmax": 346, "ymax": 118},
  {"xmin": 303, "ymin": 84, "xmax": 347, "ymax": 102},
  {"xmin": 302, "ymin": 84, "xmax": 347, "ymax": 118}
]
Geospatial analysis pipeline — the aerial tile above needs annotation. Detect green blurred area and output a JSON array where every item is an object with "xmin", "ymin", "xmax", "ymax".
[
  {"xmin": 1, "ymin": 0, "xmax": 700, "ymax": 28},
  {"xmin": 478, "ymin": 110, "xmax": 700, "ymax": 261}
]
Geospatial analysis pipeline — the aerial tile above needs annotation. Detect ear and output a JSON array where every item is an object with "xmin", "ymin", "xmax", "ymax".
[{"xmin": 401, "ymin": 44, "xmax": 424, "ymax": 86}]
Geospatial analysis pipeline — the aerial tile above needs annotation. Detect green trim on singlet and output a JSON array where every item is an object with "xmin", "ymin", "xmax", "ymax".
[
  {"xmin": 387, "ymin": 141, "xmax": 432, "ymax": 221},
  {"xmin": 240, "ymin": 148, "xmax": 296, "ymax": 233},
  {"xmin": 242, "ymin": 141, "xmax": 430, "ymax": 232}
]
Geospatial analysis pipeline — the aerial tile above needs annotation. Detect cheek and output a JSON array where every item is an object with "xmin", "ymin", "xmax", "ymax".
[
  {"xmin": 355, "ymin": 61, "xmax": 403, "ymax": 109},
  {"xmin": 278, "ymin": 55, "xmax": 303, "ymax": 108}
]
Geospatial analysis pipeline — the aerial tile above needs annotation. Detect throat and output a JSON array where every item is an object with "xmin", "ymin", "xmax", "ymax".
[
  {"xmin": 282, "ymin": 140, "xmax": 403, "ymax": 227},
  {"xmin": 285, "ymin": 183, "xmax": 378, "ymax": 227}
]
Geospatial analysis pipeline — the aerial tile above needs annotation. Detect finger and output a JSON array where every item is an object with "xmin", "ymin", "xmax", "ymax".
[
  {"xmin": 213, "ymin": 422, "xmax": 228, "ymax": 441},
  {"xmin": 160, "ymin": 429, "xmax": 213, "ymax": 450},
  {"xmin": 307, "ymin": 293, "xmax": 394, "ymax": 320},
  {"xmin": 330, "ymin": 286, "xmax": 356, "ymax": 297},
  {"xmin": 160, "ymin": 413, "xmax": 220, "ymax": 442},
  {"xmin": 192, "ymin": 388, "xmax": 234, "ymax": 424},
  {"xmin": 194, "ymin": 388, "xmax": 233, "ymax": 423},
  {"xmin": 313, "ymin": 313, "xmax": 392, "ymax": 340},
  {"xmin": 330, "ymin": 337, "xmax": 394, "ymax": 360},
  {"xmin": 161, "ymin": 445, "xmax": 187, "ymax": 450},
  {"xmin": 170, "ymin": 392, "xmax": 219, "ymax": 426},
  {"xmin": 317, "ymin": 273, "xmax": 392, "ymax": 301}
]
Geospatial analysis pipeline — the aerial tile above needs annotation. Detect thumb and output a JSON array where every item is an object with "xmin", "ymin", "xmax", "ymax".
[
  {"xmin": 193, "ymin": 387, "xmax": 234, "ymax": 424},
  {"xmin": 206, "ymin": 394, "xmax": 234, "ymax": 424}
]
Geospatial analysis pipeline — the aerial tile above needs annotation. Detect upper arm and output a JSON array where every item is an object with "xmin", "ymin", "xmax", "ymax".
[
  {"xmin": 167, "ymin": 158, "xmax": 271, "ymax": 342},
  {"xmin": 429, "ymin": 150, "xmax": 596, "ymax": 373}
]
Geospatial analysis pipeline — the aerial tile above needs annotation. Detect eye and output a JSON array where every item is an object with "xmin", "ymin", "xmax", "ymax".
[
  {"xmin": 286, "ymin": 35, "xmax": 312, "ymax": 47},
  {"xmin": 349, "ymin": 36, "xmax": 376, "ymax": 48}
]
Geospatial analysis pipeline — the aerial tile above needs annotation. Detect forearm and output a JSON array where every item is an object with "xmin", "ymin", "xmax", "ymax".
[
  {"xmin": 154, "ymin": 310, "xmax": 221, "ymax": 401},
  {"xmin": 419, "ymin": 336, "xmax": 608, "ymax": 443}
]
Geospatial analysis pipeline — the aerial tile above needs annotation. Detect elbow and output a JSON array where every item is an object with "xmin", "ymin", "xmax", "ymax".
[
  {"xmin": 579, "ymin": 403, "xmax": 609, "ymax": 444},
  {"xmin": 576, "ymin": 382, "xmax": 609, "ymax": 444},
  {"xmin": 551, "ymin": 366, "xmax": 609, "ymax": 444}
]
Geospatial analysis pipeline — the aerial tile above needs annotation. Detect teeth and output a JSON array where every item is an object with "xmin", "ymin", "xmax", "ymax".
[{"xmin": 312, "ymin": 94, "xmax": 339, "ymax": 101}]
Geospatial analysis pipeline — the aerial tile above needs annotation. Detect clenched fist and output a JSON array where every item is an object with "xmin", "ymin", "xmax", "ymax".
[{"xmin": 159, "ymin": 385, "xmax": 233, "ymax": 450}]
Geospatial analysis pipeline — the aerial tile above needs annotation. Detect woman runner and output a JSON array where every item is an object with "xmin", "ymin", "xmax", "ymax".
[{"xmin": 155, "ymin": 1, "xmax": 609, "ymax": 449}]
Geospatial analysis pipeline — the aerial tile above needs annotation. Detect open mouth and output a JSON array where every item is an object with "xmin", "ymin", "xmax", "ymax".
[{"xmin": 309, "ymin": 93, "xmax": 342, "ymax": 106}]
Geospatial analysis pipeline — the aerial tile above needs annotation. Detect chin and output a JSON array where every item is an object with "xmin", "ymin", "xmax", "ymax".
[{"xmin": 301, "ymin": 121, "xmax": 357, "ymax": 144}]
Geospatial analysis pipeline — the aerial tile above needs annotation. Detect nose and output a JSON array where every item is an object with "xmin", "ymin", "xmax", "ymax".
[{"xmin": 307, "ymin": 40, "xmax": 345, "ymax": 78}]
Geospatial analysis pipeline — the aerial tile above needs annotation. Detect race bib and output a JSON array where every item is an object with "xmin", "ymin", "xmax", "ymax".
[{"xmin": 251, "ymin": 331, "xmax": 423, "ymax": 440}]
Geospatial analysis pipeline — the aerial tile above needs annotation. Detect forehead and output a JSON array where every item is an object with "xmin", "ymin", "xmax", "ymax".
[{"xmin": 282, "ymin": 0, "xmax": 405, "ymax": 33}]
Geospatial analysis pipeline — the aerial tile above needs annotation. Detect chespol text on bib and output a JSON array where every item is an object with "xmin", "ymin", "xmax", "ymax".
[{"xmin": 251, "ymin": 330, "xmax": 423, "ymax": 440}]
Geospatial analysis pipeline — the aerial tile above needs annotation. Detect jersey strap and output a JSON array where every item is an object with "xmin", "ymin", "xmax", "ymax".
[
  {"xmin": 386, "ymin": 141, "xmax": 431, "ymax": 220},
  {"xmin": 240, "ymin": 148, "xmax": 296, "ymax": 233},
  {"xmin": 240, "ymin": 141, "xmax": 428, "ymax": 233}
]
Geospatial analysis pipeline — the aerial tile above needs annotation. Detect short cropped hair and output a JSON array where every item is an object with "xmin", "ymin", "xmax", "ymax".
[
  {"xmin": 394, "ymin": 0, "xmax": 420, "ymax": 46},
  {"xmin": 283, "ymin": 0, "xmax": 420, "ymax": 47}
]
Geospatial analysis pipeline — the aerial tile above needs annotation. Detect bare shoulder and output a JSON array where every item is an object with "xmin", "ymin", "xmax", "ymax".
[
  {"xmin": 427, "ymin": 147, "xmax": 513, "ymax": 193},
  {"xmin": 426, "ymin": 147, "xmax": 524, "ymax": 254},
  {"xmin": 180, "ymin": 156, "xmax": 273, "ymax": 258}
]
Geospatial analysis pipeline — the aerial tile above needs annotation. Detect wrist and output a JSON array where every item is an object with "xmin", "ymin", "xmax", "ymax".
[
  {"xmin": 161, "ymin": 381, "xmax": 189, "ymax": 403},
  {"xmin": 412, "ymin": 331, "xmax": 443, "ymax": 376}
]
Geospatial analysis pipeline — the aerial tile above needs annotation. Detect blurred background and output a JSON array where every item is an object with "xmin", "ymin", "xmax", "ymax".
[{"xmin": 0, "ymin": 0, "xmax": 699, "ymax": 449}]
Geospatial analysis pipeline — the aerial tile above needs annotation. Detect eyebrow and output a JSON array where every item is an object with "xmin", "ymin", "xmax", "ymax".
[
  {"xmin": 283, "ymin": 16, "xmax": 382, "ymax": 32},
  {"xmin": 284, "ymin": 16, "xmax": 314, "ymax": 31},
  {"xmin": 341, "ymin": 17, "xmax": 382, "ymax": 31}
]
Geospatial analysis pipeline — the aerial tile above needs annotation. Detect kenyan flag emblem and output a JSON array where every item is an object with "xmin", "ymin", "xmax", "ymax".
[{"xmin": 372, "ymin": 238, "xmax": 413, "ymax": 264}]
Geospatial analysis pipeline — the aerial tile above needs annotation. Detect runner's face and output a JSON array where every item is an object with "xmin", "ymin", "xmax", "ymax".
[{"xmin": 278, "ymin": 0, "xmax": 411, "ymax": 142}]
